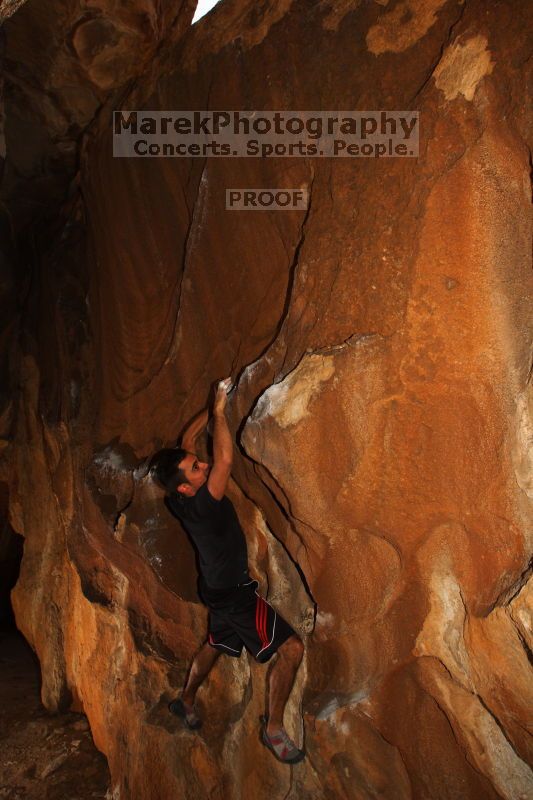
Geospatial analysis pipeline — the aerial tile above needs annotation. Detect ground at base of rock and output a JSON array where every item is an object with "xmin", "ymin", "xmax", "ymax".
[{"xmin": 0, "ymin": 627, "xmax": 110, "ymax": 800}]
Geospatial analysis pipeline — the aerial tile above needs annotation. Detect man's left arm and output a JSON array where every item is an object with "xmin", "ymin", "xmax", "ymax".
[{"xmin": 180, "ymin": 408, "xmax": 209, "ymax": 452}]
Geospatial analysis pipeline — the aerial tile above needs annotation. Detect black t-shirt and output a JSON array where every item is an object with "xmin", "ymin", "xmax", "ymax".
[{"xmin": 166, "ymin": 483, "xmax": 249, "ymax": 590}]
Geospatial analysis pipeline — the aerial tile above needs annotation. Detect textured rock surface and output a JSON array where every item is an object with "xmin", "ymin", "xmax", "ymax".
[
  {"xmin": 1, "ymin": 0, "xmax": 532, "ymax": 799},
  {"xmin": 1, "ymin": 0, "xmax": 196, "ymax": 228}
]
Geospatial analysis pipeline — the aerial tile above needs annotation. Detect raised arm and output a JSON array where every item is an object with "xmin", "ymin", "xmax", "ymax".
[
  {"xmin": 207, "ymin": 378, "xmax": 233, "ymax": 500},
  {"xmin": 180, "ymin": 408, "xmax": 209, "ymax": 452}
]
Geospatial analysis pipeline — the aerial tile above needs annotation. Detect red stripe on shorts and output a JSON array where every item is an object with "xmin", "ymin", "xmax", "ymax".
[
  {"xmin": 261, "ymin": 598, "xmax": 268, "ymax": 645},
  {"xmin": 256, "ymin": 596, "xmax": 268, "ymax": 647}
]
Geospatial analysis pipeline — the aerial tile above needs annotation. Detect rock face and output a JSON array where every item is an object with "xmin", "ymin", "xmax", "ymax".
[
  {"xmin": 1, "ymin": 0, "xmax": 196, "ymax": 229},
  {"xmin": 1, "ymin": 1, "xmax": 532, "ymax": 798}
]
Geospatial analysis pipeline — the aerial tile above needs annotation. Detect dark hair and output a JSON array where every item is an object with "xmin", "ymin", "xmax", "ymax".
[{"xmin": 149, "ymin": 448, "xmax": 189, "ymax": 493}]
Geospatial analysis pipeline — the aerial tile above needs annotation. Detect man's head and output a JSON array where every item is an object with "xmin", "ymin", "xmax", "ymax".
[{"xmin": 150, "ymin": 447, "xmax": 210, "ymax": 496}]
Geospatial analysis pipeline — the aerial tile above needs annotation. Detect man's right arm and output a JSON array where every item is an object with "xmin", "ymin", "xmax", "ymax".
[{"xmin": 207, "ymin": 379, "xmax": 233, "ymax": 501}]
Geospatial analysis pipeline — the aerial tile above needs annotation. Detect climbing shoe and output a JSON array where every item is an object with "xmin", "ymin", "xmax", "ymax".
[
  {"xmin": 168, "ymin": 697, "xmax": 202, "ymax": 730},
  {"xmin": 260, "ymin": 715, "xmax": 305, "ymax": 764}
]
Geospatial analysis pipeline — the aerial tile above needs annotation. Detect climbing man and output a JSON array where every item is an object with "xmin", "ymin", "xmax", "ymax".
[{"xmin": 150, "ymin": 378, "xmax": 305, "ymax": 764}]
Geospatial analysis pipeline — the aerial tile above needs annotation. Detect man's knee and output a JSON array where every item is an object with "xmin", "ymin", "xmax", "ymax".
[
  {"xmin": 193, "ymin": 641, "xmax": 221, "ymax": 668},
  {"xmin": 278, "ymin": 634, "xmax": 304, "ymax": 662}
]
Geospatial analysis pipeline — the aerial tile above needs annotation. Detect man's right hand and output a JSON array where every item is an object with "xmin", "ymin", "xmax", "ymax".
[{"xmin": 213, "ymin": 377, "xmax": 232, "ymax": 415}]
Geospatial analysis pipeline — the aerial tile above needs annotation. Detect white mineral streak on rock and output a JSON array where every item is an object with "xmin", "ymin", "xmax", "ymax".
[
  {"xmin": 92, "ymin": 448, "xmax": 128, "ymax": 473},
  {"xmin": 240, "ymin": 358, "xmax": 262, "ymax": 385},
  {"xmin": 249, "ymin": 354, "xmax": 335, "ymax": 429},
  {"xmin": 513, "ymin": 389, "xmax": 533, "ymax": 500},
  {"xmin": 316, "ymin": 689, "xmax": 369, "ymax": 721},
  {"xmin": 433, "ymin": 34, "xmax": 494, "ymax": 101},
  {"xmin": 338, "ymin": 720, "xmax": 350, "ymax": 736},
  {"xmin": 315, "ymin": 610, "xmax": 335, "ymax": 629},
  {"xmin": 414, "ymin": 568, "xmax": 472, "ymax": 690}
]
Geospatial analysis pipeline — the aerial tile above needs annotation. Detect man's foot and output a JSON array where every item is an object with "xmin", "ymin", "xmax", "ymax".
[
  {"xmin": 168, "ymin": 697, "xmax": 202, "ymax": 730},
  {"xmin": 260, "ymin": 716, "xmax": 305, "ymax": 764}
]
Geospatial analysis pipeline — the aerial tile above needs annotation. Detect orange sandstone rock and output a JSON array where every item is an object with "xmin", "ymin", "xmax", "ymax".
[{"xmin": 1, "ymin": 0, "xmax": 532, "ymax": 798}]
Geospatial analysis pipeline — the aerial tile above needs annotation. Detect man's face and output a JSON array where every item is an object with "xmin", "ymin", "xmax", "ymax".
[{"xmin": 176, "ymin": 452, "xmax": 210, "ymax": 496}]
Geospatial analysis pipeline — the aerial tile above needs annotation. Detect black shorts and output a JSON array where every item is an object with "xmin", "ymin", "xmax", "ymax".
[{"xmin": 199, "ymin": 579, "xmax": 296, "ymax": 663}]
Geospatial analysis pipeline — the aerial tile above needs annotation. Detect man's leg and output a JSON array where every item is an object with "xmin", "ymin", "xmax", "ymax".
[
  {"xmin": 266, "ymin": 634, "xmax": 304, "ymax": 736},
  {"xmin": 170, "ymin": 641, "xmax": 221, "ymax": 728},
  {"xmin": 182, "ymin": 641, "xmax": 221, "ymax": 707}
]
